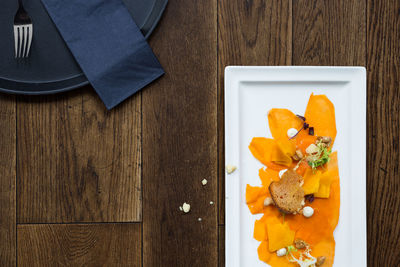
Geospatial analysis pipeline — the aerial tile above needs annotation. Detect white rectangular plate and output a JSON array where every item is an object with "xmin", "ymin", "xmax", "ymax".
[{"xmin": 225, "ymin": 66, "xmax": 366, "ymax": 267}]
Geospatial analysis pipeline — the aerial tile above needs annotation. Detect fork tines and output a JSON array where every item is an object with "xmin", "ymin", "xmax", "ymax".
[{"xmin": 14, "ymin": 23, "xmax": 33, "ymax": 58}]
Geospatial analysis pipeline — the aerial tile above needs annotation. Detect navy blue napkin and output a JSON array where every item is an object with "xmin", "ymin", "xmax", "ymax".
[{"xmin": 40, "ymin": 0, "xmax": 164, "ymax": 109}]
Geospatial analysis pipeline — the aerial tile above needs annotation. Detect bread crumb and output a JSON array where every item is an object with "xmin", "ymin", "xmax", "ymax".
[
  {"xmin": 202, "ymin": 179, "xmax": 207, "ymax": 185},
  {"xmin": 179, "ymin": 206, "xmax": 183, "ymax": 211},
  {"xmin": 182, "ymin": 202, "xmax": 190, "ymax": 213},
  {"xmin": 210, "ymin": 201, "xmax": 214, "ymax": 205},
  {"xmin": 226, "ymin": 165, "xmax": 237, "ymax": 174},
  {"xmin": 198, "ymin": 218, "xmax": 202, "ymax": 221}
]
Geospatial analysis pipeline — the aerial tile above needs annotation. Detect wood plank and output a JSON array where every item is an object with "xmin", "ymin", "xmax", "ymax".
[
  {"xmin": 0, "ymin": 95, "xmax": 16, "ymax": 266},
  {"xmin": 218, "ymin": 225, "xmax": 225, "ymax": 267},
  {"xmin": 218, "ymin": 0, "xmax": 292, "ymax": 224},
  {"xmin": 293, "ymin": 0, "xmax": 367, "ymax": 264},
  {"xmin": 366, "ymin": 0, "xmax": 400, "ymax": 265},
  {"xmin": 142, "ymin": 0, "xmax": 218, "ymax": 265},
  {"xmin": 17, "ymin": 88, "xmax": 141, "ymax": 223},
  {"xmin": 17, "ymin": 223, "xmax": 141, "ymax": 266},
  {"xmin": 293, "ymin": 0, "xmax": 365, "ymax": 65}
]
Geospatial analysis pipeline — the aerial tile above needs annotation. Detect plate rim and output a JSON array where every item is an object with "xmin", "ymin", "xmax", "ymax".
[{"xmin": 224, "ymin": 66, "xmax": 367, "ymax": 267}]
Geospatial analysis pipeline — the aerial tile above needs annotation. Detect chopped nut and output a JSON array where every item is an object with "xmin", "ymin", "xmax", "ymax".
[
  {"xmin": 316, "ymin": 256, "xmax": 326, "ymax": 266},
  {"xmin": 317, "ymin": 136, "xmax": 332, "ymax": 146},
  {"xmin": 263, "ymin": 197, "xmax": 273, "ymax": 206},
  {"xmin": 305, "ymin": 143, "xmax": 319, "ymax": 154},
  {"xmin": 306, "ymin": 154, "xmax": 318, "ymax": 163},
  {"xmin": 321, "ymin": 136, "xmax": 332, "ymax": 143},
  {"xmin": 210, "ymin": 201, "xmax": 214, "ymax": 205},
  {"xmin": 202, "ymin": 179, "xmax": 208, "ymax": 185},
  {"xmin": 294, "ymin": 239, "xmax": 307, "ymax": 249},
  {"xmin": 226, "ymin": 165, "xmax": 237, "ymax": 174},
  {"xmin": 292, "ymin": 154, "xmax": 300, "ymax": 161},
  {"xmin": 295, "ymin": 149, "xmax": 304, "ymax": 159}
]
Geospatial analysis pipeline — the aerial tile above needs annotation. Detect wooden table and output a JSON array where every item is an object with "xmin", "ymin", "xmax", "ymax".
[{"xmin": 0, "ymin": 0, "xmax": 399, "ymax": 266}]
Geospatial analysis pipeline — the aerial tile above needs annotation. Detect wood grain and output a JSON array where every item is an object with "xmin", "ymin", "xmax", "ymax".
[
  {"xmin": 0, "ymin": 95, "xmax": 16, "ymax": 266},
  {"xmin": 293, "ymin": 0, "xmax": 365, "ymax": 65},
  {"xmin": 17, "ymin": 88, "xmax": 141, "ymax": 223},
  {"xmin": 142, "ymin": 0, "xmax": 218, "ymax": 265},
  {"xmin": 218, "ymin": 225, "xmax": 225, "ymax": 267},
  {"xmin": 366, "ymin": 0, "xmax": 400, "ymax": 265},
  {"xmin": 17, "ymin": 223, "xmax": 141, "ymax": 266},
  {"xmin": 217, "ymin": 0, "xmax": 292, "ymax": 224}
]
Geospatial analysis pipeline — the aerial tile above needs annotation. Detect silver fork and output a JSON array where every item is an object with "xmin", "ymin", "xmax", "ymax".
[{"xmin": 13, "ymin": 0, "xmax": 33, "ymax": 58}]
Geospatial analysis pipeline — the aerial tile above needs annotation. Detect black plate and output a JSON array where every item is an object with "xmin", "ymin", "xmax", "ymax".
[{"xmin": 0, "ymin": 0, "xmax": 167, "ymax": 95}]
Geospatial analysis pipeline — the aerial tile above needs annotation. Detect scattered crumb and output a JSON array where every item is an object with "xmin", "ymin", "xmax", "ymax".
[
  {"xmin": 179, "ymin": 206, "xmax": 183, "ymax": 211},
  {"xmin": 226, "ymin": 165, "xmax": 237, "ymax": 174},
  {"xmin": 182, "ymin": 202, "xmax": 191, "ymax": 213},
  {"xmin": 210, "ymin": 201, "xmax": 214, "ymax": 205},
  {"xmin": 198, "ymin": 218, "xmax": 202, "ymax": 221},
  {"xmin": 202, "ymin": 179, "xmax": 208, "ymax": 185}
]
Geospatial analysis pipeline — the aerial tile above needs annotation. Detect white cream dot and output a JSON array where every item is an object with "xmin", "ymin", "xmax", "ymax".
[
  {"xmin": 303, "ymin": 206, "xmax": 314, "ymax": 218},
  {"xmin": 287, "ymin": 128, "xmax": 298, "ymax": 138}
]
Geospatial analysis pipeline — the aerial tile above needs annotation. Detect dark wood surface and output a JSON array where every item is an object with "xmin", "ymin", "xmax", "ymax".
[
  {"xmin": 17, "ymin": 224, "xmax": 141, "ymax": 266},
  {"xmin": 0, "ymin": 95, "xmax": 16, "ymax": 267},
  {"xmin": 218, "ymin": 0, "xmax": 292, "ymax": 224},
  {"xmin": 366, "ymin": 0, "xmax": 400, "ymax": 265},
  {"xmin": 17, "ymin": 89, "xmax": 142, "ymax": 223},
  {"xmin": 142, "ymin": 0, "xmax": 218, "ymax": 266},
  {"xmin": 0, "ymin": 0, "xmax": 399, "ymax": 266}
]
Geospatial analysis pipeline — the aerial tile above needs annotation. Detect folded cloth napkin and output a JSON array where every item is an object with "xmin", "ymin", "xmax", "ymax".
[{"xmin": 41, "ymin": 0, "xmax": 164, "ymax": 109}]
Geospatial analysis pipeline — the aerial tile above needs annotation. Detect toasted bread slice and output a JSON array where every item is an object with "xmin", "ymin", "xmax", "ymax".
[{"xmin": 269, "ymin": 169, "xmax": 305, "ymax": 214}]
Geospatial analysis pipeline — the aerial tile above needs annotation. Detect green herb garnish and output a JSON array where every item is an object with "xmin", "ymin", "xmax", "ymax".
[
  {"xmin": 307, "ymin": 140, "xmax": 332, "ymax": 170},
  {"xmin": 286, "ymin": 245, "xmax": 297, "ymax": 255}
]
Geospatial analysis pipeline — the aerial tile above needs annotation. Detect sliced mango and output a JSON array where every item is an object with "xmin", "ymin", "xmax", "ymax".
[
  {"xmin": 312, "ymin": 238, "xmax": 336, "ymax": 266},
  {"xmin": 315, "ymin": 174, "xmax": 332, "ymax": 198},
  {"xmin": 257, "ymin": 241, "xmax": 271, "ymax": 263},
  {"xmin": 315, "ymin": 152, "xmax": 339, "ymax": 198},
  {"xmin": 259, "ymin": 168, "xmax": 280, "ymax": 188},
  {"xmin": 249, "ymin": 137, "xmax": 292, "ymax": 167},
  {"xmin": 248, "ymin": 196, "xmax": 267, "ymax": 214},
  {"xmin": 258, "ymin": 238, "xmax": 294, "ymax": 267},
  {"xmin": 267, "ymin": 222, "xmax": 295, "ymax": 252},
  {"xmin": 304, "ymin": 94, "xmax": 337, "ymax": 145},
  {"xmin": 247, "ymin": 94, "xmax": 340, "ymax": 267},
  {"xmin": 296, "ymin": 133, "xmax": 318, "ymax": 155},
  {"xmin": 254, "ymin": 219, "xmax": 267, "ymax": 241},
  {"xmin": 268, "ymin": 109, "xmax": 303, "ymax": 158},
  {"xmin": 302, "ymin": 168, "xmax": 321, "ymax": 195},
  {"xmin": 246, "ymin": 185, "xmax": 267, "ymax": 204},
  {"xmin": 294, "ymin": 160, "xmax": 310, "ymax": 176}
]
